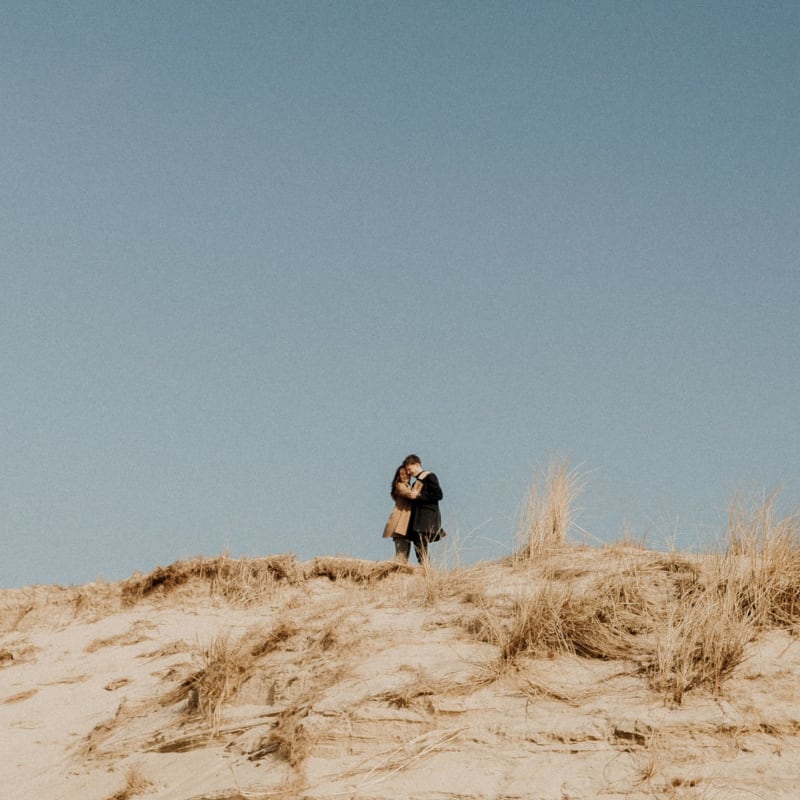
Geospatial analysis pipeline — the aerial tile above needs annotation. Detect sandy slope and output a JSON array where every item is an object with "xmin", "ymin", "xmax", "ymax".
[{"xmin": 2, "ymin": 549, "xmax": 800, "ymax": 800}]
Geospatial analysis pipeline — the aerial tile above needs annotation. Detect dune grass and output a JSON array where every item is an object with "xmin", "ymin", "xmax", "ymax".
[
  {"xmin": 48, "ymin": 462, "xmax": 800, "ymax": 800},
  {"xmin": 120, "ymin": 554, "xmax": 303, "ymax": 606},
  {"xmin": 103, "ymin": 765, "xmax": 152, "ymax": 800},
  {"xmin": 136, "ymin": 476, "xmax": 799, "ymax": 714},
  {"xmin": 468, "ymin": 478, "xmax": 800, "ymax": 705},
  {"xmin": 515, "ymin": 458, "xmax": 586, "ymax": 563}
]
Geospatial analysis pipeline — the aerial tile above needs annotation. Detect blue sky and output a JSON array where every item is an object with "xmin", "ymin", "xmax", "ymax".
[{"xmin": 2, "ymin": 1, "xmax": 798, "ymax": 588}]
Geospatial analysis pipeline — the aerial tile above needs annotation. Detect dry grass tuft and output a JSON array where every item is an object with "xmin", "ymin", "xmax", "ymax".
[
  {"xmin": 248, "ymin": 619, "xmax": 299, "ymax": 659},
  {"xmin": 120, "ymin": 554, "xmax": 302, "ymax": 605},
  {"xmin": 85, "ymin": 620, "xmax": 154, "ymax": 653},
  {"xmin": 726, "ymin": 492, "xmax": 800, "ymax": 630},
  {"xmin": 160, "ymin": 604, "xmax": 361, "ymax": 751},
  {"xmin": 641, "ymin": 492, "xmax": 798, "ymax": 703},
  {"xmin": 470, "ymin": 561, "xmax": 665, "ymax": 666},
  {"xmin": 163, "ymin": 617, "xmax": 301, "ymax": 733},
  {"xmin": 466, "ymin": 499, "xmax": 800, "ymax": 704},
  {"xmin": 266, "ymin": 702, "xmax": 313, "ymax": 766},
  {"xmin": 493, "ymin": 582, "xmax": 574, "ymax": 661},
  {"xmin": 104, "ymin": 764, "xmax": 153, "ymax": 800},
  {"xmin": 304, "ymin": 556, "xmax": 412, "ymax": 583},
  {"xmin": 0, "ymin": 601, "xmax": 35, "ymax": 633},
  {"xmin": 184, "ymin": 634, "xmax": 253, "ymax": 733},
  {"xmin": 515, "ymin": 458, "xmax": 585, "ymax": 563},
  {"xmin": 117, "ymin": 553, "xmax": 412, "ymax": 608},
  {"xmin": 647, "ymin": 573, "xmax": 753, "ymax": 704},
  {"xmin": 0, "ymin": 583, "xmax": 123, "ymax": 633},
  {"xmin": 406, "ymin": 560, "xmax": 487, "ymax": 608},
  {"xmin": 209, "ymin": 555, "xmax": 302, "ymax": 605},
  {"xmin": 377, "ymin": 668, "xmax": 486, "ymax": 710},
  {"xmin": 336, "ymin": 728, "xmax": 466, "ymax": 789}
]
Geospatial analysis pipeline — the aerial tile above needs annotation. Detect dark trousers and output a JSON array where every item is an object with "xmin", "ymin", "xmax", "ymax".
[{"xmin": 409, "ymin": 532, "xmax": 429, "ymax": 564}]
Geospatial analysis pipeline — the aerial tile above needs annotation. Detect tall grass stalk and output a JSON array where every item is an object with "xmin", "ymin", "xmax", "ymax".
[
  {"xmin": 189, "ymin": 634, "xmax": 250, "ymax": 734},
  {"xmin": 650, "ymin": 559, "xmax": 754, "ymax": 704},
  {"xmin": 726, "ymin": 492, "xmax": 800, "ymax": 629},
  {"xmin": 516, "ymin": 458, "xmax": 584, "ymax": 563}
]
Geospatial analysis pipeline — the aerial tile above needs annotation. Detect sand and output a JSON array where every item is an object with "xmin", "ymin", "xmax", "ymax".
[{"xmin": 3, "ymin": 549, "xmax": 800, "ymax": 800}]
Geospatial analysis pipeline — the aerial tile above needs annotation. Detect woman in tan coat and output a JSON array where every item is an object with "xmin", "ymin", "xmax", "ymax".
[{"xmin": 382, "ymin": 464, "xmax": 421, "ymax": 563}]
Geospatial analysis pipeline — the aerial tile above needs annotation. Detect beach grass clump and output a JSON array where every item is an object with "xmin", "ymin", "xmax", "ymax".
[
  {"xmin": 184, "ymin": 634, "xmax": 253, "ymax": 733},
  {"xmin": 304, "ymin": 556, "xmax": 412, "ymax": 583},
  {"xmin": 468, "ymin": 507, "xmax": 799, "ymax": 704},
  {"xmin": 265, "ymin": 702, "xmax": 314, "ymax": 767},
  {"xmin": 515, "ymin": 458, "xmax": 585, "ymax": 563},
  {"xmin": 408, "ymin": 558, "xmax": 488, "ymax": 607},
  {"xmin": 726, "ymin": 492, "xmax": 800, "ymax": 630},
  {"xmin": 474, "ymin": 566, "xmax": 661, "ymax": 665},
  {"xmin": 642, "ymin": 491, "xmax": 800, "ymax": 704},
  {"xmin": 648, "ymin": 567, "xmax": 754, "ymax": 704},
  {"xmin": 162, "ymin": 617, "xmax": 300, "ymax": 733},
  {"xmin": 120, "ymin": 554, "xmax": 302, "ymax": 605}
]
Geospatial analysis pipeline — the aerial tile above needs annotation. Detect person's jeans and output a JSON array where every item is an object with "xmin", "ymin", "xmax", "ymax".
[
  {"xmin": 392, "ymin": 535, "xmax": 411, "ymax": 563},
  {"xmin": 413, "ymin": 536, "xmax": 429, "ymax": 565}
]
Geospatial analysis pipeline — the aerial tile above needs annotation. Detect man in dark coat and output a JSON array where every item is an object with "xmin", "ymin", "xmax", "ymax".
[{"xmin": 403, "ymin": 454, "xmax": 444, "ymax": 564}]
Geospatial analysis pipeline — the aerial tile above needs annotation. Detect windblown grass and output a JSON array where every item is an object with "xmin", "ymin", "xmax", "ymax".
[
  {"xmin": 104, "ymin": 765, "xmax": 152, "ymax": 800},
  {"xmin": 162, "ymin": 601, "xmax": 364, "ymax": 746},
  {"xmin": 162, "ymin": 617, "xmax": 300, "ymax": 733},
  {"xmin": 334, "ymin": 728, "xmax": 466, "ymax": 790},
  {"xmin": 304, "ymin": 557, "xmax": 412, "ymax": 583},
  {"xmin": 515, "ymin": 458, "xmax": 585, "ymax": 562},
  {"xmin": 469, "ymin": 558, "xmax": 669, "ymax": 666},
  {"xmin": 185, "ymin": 633, "xmax": 254, "ymax": 733},
  {"xmin": 407, "ymin": 560, "xmax": 486, "ymax": 607},
  {"xmin": 121, "ymin": 554, "xmax": 412, "ymax": 606},
  {"xmin": 469, "ymin": 490, "xmax": 800, "ymax": 704},
  {"xmin": 265, "ymin": 701, "xmax": 314, "ymax": 767},
  {"xmin": 648, "ymin": 565, "xmax": 754, "ymax": 704},
  {"xmin": 20, "ymin": 477, "xmax": 800, "ymax": 800},
  {"xmin": 121, "ymin": 554, "xmax": 302, "ymax": 605},
  {"xmin": 726, "ymin": 491, "xmax": 800, "ymax": 630}
]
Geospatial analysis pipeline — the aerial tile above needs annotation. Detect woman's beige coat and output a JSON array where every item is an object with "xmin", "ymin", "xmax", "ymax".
[{"xmin": 382, "ymin": 480, "xmax": 421, "ymax": 538}]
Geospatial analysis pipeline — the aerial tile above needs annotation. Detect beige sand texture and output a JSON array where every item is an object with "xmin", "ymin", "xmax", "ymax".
[{"xmin": 3, "ymin": 545, "xmax": 800, "ymax": 800}]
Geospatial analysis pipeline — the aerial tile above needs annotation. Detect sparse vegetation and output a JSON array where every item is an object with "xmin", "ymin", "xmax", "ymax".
[
  {"xmin": 515, "ymin": 458, "xmax": 586, "ymax": 562},
  {"xmin": 305, "ymin": 556, "xmax": 412, "ymax": 583},
  {"xmin": 648, "ymin": 569, "xmax": 754, "ymax": 704},
  {"xmin": 468, "ymin": 471, "xmax": 800, "ymax": 707},
  {"xmin": 104, "ymin": 764, "xmax": 153, "ymax": 800},
  {"xmin": 5, "ymin": 464, "xmax": 800, "ymax": 800},
  {"xmin": 120, "ymin": 554, "xmax": 303, "ymax": 605},
  {"xmin": 185, "ymin": 634, "xmax": 253, "ymax": 733}
]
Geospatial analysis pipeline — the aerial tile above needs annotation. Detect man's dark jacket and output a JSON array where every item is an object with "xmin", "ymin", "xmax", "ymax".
[{"xmin": 409, "ymin": 472, "xmax": 443, "ymax": 539}]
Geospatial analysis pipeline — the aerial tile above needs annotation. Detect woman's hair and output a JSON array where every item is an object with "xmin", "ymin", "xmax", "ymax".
[{"xmin": 390, "ymin": 465, "xmax": 408, "ymax": 500}]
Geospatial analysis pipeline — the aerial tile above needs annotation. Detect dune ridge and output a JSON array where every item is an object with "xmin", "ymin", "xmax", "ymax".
[{"xmin": 3, "ymin": 523, "xmax": 800, "ymax": 800}]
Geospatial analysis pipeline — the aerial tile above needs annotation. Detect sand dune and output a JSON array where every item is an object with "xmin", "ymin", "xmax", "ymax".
[{"xmin": 3, "ymin": 546, "xmax": 800, "ymax": 800}]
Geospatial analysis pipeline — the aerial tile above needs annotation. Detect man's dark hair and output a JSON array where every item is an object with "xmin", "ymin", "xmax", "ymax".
[{"xmin": 402, "ymin": 454, "xmax": 421, "ymax": 468}]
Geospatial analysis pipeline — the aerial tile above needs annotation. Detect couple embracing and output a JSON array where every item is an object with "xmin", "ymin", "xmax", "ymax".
[{"xmin": 382, "ymin": 454, "xmax": 445, "ymax": 564}]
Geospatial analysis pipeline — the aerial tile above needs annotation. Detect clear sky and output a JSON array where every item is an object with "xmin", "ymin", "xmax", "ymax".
[{"xmin": 2, "ymin": 1, "xmax": 798, "ymax": 588}]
